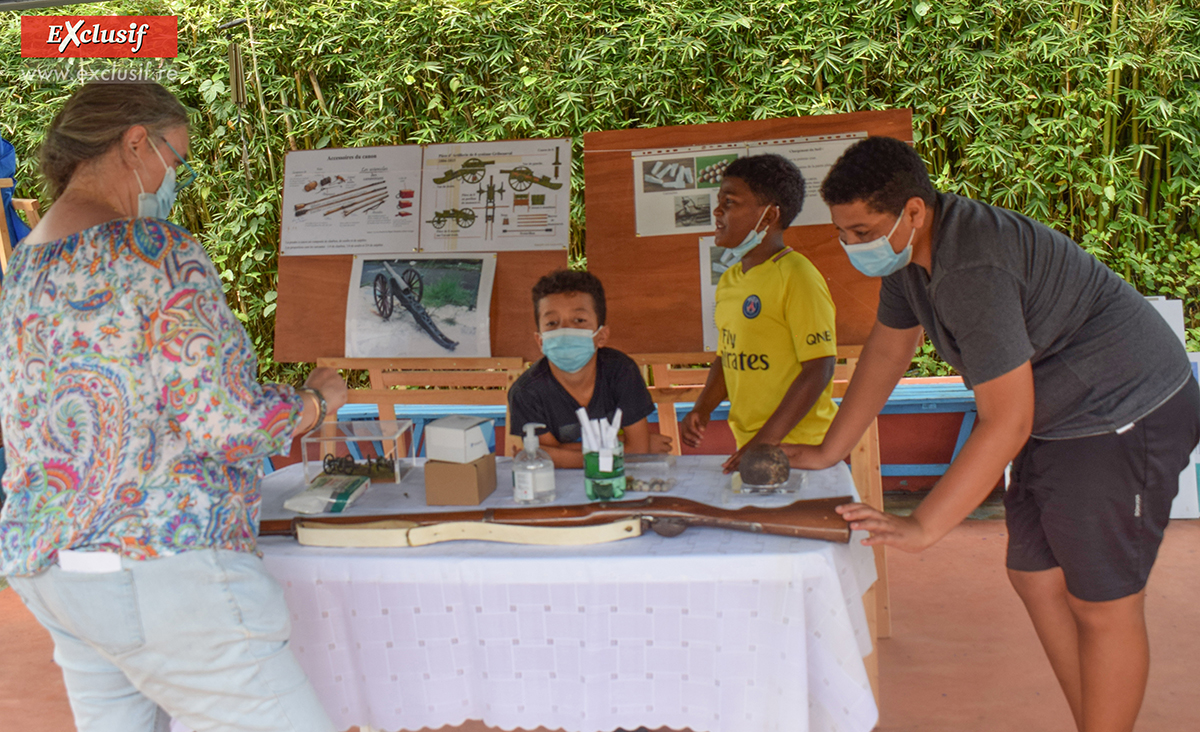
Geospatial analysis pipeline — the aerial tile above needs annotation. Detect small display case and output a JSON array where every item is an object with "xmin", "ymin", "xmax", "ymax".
[
  {"xmin": 301, "ymin": 420, "xmax": 415, "ymax": 485},
  {"xmin": 730, "ymin": 470, "xmax": 808, "ymax": 494},
  {"xmin": 623, "ymin": 453, "xmax": 677, "ymax": 493}
]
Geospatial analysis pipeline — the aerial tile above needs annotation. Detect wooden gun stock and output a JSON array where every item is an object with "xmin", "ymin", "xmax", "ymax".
[{"xmin": 258, "ymin": 495, "xmax": 854, "ymax": 544}]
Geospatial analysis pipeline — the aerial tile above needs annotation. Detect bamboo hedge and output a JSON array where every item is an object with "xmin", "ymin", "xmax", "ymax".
[{"xmin": 3, "ymin": 0, "xmax": 1199, "ymax": 380}]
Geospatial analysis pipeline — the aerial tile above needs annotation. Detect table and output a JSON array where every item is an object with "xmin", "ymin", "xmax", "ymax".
[{"xmin": 256, "ymin": 456, "xmax": 879, "ymax": 732}]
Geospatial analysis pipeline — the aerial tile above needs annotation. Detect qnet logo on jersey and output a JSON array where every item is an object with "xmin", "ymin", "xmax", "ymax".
[{"xmin": 21, "ymin": 16, "xmax": 178, "ymax": 58}]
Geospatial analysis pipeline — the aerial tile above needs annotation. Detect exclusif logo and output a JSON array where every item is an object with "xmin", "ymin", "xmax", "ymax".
[{"xmin": 21, "ymin": 16, "xmax": 178, "ymax": 58}]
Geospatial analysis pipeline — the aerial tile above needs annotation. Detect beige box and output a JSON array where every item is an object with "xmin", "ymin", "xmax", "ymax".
[{"xmin": 424, "ymin": 453, "xmax": 497, "ymax": 506}]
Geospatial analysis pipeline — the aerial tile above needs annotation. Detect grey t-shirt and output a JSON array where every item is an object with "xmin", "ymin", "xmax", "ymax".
[{"xmin": 877, "ymin": 192, "xmax": 1190, "ymax": 439}]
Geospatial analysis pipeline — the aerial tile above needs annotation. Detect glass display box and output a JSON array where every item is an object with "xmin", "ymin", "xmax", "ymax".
[{"xmin": 301, "ymin": 419, "xmax": 415, "ymax": 485}]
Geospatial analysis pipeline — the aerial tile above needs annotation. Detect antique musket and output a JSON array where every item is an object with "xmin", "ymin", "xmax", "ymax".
[{"xmin": 258, "ymin": 495, "xmax": 854, "ymax": 545}]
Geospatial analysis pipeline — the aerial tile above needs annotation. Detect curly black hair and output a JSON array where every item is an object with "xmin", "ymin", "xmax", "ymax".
[
  {"xmin": 819, "ymin": 136, "xmax": 935, "ymax": 215},
  {"xmin": 722, "ymin": 154, "xmax": 806, "ymax": 229},
  {"xmin": 531, "ymin": 269, "xmax": 607, "ymax": 327}
]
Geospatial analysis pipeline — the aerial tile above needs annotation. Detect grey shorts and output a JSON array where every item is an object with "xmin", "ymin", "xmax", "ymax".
[{"xmin": 1005, "ymin": 378, "xmax": 1200, "ymax": 602}]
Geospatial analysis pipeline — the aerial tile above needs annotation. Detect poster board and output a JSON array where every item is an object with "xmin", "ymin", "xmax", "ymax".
[
  {"xmin": 421, "ymin": 140, "xmax": 571, "ymax": 251},
  {"xmin": 275, "ymin": 250, "xmax": 566, "ymax": 362},
  {"xmin": 583, "ymin": 109, "xmax": 913, "ymax": 352},
  {"xmin": 280, "ymin": 145, "xmax": 423, "ymax": 256},
  {"xmin": 275, "ymin": 138, "xmax": 571, "ymax": 363}
]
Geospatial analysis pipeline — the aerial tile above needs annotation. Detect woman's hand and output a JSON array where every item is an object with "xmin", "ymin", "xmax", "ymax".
[
  {"xmin": 836, "ymin": 502, "xmax": 933, "ymax": 553},
  {"xmin": 305, "ymin": 367, "xmax": 348, "ymax": 413}
]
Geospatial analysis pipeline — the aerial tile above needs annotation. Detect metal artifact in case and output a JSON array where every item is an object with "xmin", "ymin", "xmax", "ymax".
[{"xmin": 301, "ymin": 420, "xmax": 415, "ymax": 485}]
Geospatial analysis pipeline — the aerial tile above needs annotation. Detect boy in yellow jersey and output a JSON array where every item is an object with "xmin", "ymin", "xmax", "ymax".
[{"xmin": 681, "ymin": 154, "xmax": 837, "ymax": 472}]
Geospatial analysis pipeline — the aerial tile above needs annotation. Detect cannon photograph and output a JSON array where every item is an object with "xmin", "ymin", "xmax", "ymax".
[{"xmin": 345, "ymin": 255, "xmax": 496, "ymax": 358}]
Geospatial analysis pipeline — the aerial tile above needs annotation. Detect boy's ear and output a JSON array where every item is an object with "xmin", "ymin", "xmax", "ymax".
[
  {"xmin": 534, "ymin": 331, "xmax": 544, "ymax": 350},
  {"xmin": 765, "ymin": 203, "xmax": 782, "ymax": 232},
  {"xmin": 594, "ymin": 325, "xmax": 610, "ymax": 348}
]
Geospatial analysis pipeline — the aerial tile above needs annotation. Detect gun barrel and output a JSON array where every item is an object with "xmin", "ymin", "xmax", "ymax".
[{"xmin": 259, "ymin": 495, "xmax": 853, "ymax": 544}]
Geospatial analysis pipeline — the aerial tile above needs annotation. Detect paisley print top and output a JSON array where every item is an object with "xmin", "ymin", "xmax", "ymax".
[{"xmin": 0, "ymin": 219, "xmax": 302, "ymax": 577}]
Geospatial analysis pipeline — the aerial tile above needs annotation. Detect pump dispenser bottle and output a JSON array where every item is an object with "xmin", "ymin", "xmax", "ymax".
[{"xmin": 512, "ymin": 422, "xmax": 556, "ymax": 504}]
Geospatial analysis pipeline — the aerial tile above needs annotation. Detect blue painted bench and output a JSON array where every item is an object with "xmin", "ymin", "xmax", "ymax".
[{"xmin": 301, "ymin": 380, "xmax": 978, "ymax": 480}]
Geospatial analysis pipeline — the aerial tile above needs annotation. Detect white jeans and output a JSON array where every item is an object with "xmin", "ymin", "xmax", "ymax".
[{"xmin": 8, "ymin": 548, "xmax": 335, "ymax": 732}]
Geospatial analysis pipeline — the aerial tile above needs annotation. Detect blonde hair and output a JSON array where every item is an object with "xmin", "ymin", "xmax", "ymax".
[{"xmin": 39, "ymin": 81, "xmax": 188, "ymax": 198}]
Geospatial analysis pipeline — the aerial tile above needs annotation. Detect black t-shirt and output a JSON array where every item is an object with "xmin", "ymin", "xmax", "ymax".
[
  {"xmin": 508, "ymin": 348, "xmax": 655, "ymax": 444},
  {"xmin": 877, "ymin": 192, "xmax": 1190, "ymax": 439}
]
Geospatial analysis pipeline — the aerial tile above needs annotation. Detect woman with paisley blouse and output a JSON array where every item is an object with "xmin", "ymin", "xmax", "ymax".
[{"xmin": 0, "ymin": 82, "xmax": 346, "ymax": 732}]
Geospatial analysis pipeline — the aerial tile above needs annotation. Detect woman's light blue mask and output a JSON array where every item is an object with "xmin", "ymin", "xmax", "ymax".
[
  {"xmin": 713, "ymin": 206, "xmax": 772, "ymax": 276},
  {"xmin": 133, "ymin": 140, "xmax": 179, "ymax": 219},
  {"xmin": 540, "ymin": 327, "xmax": 598, "ymax": 373},
  {"xmin": 840, "ymin": 213, "xmax": 915, "ymax": 278}
]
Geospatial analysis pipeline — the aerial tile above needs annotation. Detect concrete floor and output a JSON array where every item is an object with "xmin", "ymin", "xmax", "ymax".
[{"xmin": 3, "ymin": 520, "xmax": 1198, "ymax": 732}]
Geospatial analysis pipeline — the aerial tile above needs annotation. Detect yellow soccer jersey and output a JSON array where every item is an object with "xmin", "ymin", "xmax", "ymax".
[{"xmin": 715, "ymin": 247, "xmax": 838, "ymax": 447}]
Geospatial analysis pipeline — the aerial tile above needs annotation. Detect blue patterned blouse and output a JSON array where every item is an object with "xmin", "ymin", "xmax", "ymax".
[{"xmin": 0, "ymin": 219, "xmax": 302, "ymax": 577}]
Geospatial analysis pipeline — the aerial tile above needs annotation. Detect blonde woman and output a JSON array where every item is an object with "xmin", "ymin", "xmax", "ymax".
[{"xmin": 0, "ymin": 81, "xmax": 345, "ymax": 732}]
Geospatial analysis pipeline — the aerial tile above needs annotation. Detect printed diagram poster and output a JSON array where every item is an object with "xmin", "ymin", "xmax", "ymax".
[
  {"xmin": 632, "ymin": 142, "xmax": 743, "ymax": 238},
  {"xmin": 420, "ymin": 139, "xmax": 571, "ymax": 252},
  {"xmin": 698, "ymin": 235, "xmax": 721, "ymax": 352},
  {"xmin": 631, "ymin": 132, "xmax": 867, "ymax": 237},
  {"xmin": 345, "ymin": 254, "xmax": 496, "ymax": 358},
  {"xmin": 750, "ymin": 132, "xmax": 866, "ymax": 227},
  {"xmin": 281, "ymin": 146, "xmax": 423, "ymax": 255}
]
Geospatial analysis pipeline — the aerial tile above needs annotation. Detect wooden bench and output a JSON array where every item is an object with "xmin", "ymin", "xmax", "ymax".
[{"xmin": 316, "ymin": 357, "xmax": 527, "ymax": 456}]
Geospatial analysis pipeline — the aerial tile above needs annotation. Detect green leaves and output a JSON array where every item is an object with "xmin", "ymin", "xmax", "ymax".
[{"xmin": 3, "ymin": 0, "xmax": 1199, "ymax": 377}]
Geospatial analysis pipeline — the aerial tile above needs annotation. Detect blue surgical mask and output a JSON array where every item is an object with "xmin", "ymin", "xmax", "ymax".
[
  {"xmin": 713, "ymin": 206, "xmax": 771, "ymax": 276},
  {"xmin": 133, "ymin": 141, "xmax": 177, "ymax": 219},
  {"xmin": 540, "ymin": 327, "xmax": 598, "ymax": 373},
  {"xmin": 840, "ymin": 214, "xmax": 915, "ymax": 277}
]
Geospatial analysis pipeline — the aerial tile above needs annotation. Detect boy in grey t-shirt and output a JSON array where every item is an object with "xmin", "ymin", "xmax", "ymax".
[{"xmin": 788, "ymin": 135, "xmax": 1198, "ymax": 732}]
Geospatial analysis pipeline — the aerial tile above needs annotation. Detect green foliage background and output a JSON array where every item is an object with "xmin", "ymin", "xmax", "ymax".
[{"xmin": 3, "ymin": 0, "xmax": 1199, "ymax": 380}]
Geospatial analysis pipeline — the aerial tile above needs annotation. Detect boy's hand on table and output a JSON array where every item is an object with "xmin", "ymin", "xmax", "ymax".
[
  {"xmin": 648, "ymin": 433, "xmax": 673, "ymax": 454},
  {"xmin": 835, "ymin": 502, "xmax": 933, "ymax": 553},
  {"xmin": 680, "ymin": 411, "xmax": 709, "ymax": 448},
  {"xmin": 721, "ymin": 441, "xmax": 753, "ymax": 474}
]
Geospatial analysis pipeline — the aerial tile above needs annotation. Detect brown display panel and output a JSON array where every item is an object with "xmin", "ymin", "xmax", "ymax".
[
  {"xmin": 583, "ymin": 110, "xmax": 912, "ymax": 351},
  {"xmin": 275, "ymin": 250, "xmax": 567, "ymax": 363}
]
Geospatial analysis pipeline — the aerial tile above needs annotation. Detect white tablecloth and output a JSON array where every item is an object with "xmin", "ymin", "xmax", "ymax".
[{"xmin": 255, "ymin": 456, "xmax": 878, "ymax": 732}]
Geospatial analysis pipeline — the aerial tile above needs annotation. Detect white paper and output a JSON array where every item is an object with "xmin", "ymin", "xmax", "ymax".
[
  {"xmin": 749, "ymin": 133, "xmax": 866, "ymax": 227},
  {"xmin": 345, "ymin": 253, "xmax": 496, "ymax": 358},
  {"xmin": 281, "ymin": 146, "xmax": 423, "ymax": 255},
  {"xmin": 420, "ymin": 139, "xmax": 571, "ymax": 251},
  {"xmin": 697, "ymin": 235, "xmax": 722, "ymax": 351},
  {"xmin": 632, "ymin": 142, "xmax": 742, "ymax": 238},
  {"xmin": 632, "ymin": 132, "xmax": 867, "ymax": 237}
]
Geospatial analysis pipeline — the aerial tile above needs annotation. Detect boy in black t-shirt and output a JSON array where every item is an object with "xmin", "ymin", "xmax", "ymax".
[{"xmin": 508, "ymin": 270, "xmax": 666, "ymax": 468}]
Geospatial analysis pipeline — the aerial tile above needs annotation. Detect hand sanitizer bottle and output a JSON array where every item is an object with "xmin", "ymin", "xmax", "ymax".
[{"xmin": 513, "ymin": 422, "xmax": 556, "ymax": 504}]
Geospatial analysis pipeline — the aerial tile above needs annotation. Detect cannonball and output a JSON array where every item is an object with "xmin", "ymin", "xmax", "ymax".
[{"xmin": 739, "ymin": 444, "xmax": 791, "ymax": 486}]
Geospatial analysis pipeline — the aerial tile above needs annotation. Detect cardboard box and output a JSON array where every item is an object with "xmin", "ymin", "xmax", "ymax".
[
  {"xmin": 425, "ymin": 415, "xmax": 495, "ymax": 464},
  {"xmin": 425, "ymin": 453, "xmax": 497, "ymax": 505}
]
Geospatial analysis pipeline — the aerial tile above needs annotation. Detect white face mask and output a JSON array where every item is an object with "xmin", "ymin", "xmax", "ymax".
[
  {"xmin": 132, "ymin": 140, "xmax": 177, "ymax": 219},
  {"xmin": 713, "ymin": 206, "xmax": 771, "ymax": 276},
  {"xmin": 839, "ymin": 213, "xmax": 915, "ymax": 278}
]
